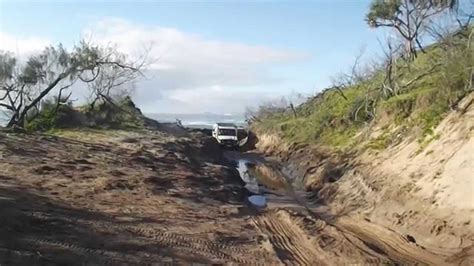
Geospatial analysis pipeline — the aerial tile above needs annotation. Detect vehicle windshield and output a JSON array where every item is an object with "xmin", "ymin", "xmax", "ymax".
[{"xmin": 219, "ymin": 128, "xmax": 236, "ymax": 136}]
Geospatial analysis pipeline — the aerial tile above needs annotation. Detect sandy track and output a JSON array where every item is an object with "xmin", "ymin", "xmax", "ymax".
[
  {"xmin": 2, "ymin": 128, "xmax": 466, "ymax": 264},
  {"xmin": 0, "ymin": 129, "xmax": 274, "ymax": 264},
  {"xmin": 123, "ymin": 225, "xmax": 256, "ymax": 263},
  {"xmin": 20, "ymin": 210, "xmax": 257, "ymax": 264},
  {"xmin": 336, "ymin": 217, "xmax": 448, "ymax": 265},
  {"xmin": 242, "ymin": 152, "xmax": 464, "ymax": 265},
  {"xmin": 253, "ymin": 210, "xmax": 327, "ymax": 265}
]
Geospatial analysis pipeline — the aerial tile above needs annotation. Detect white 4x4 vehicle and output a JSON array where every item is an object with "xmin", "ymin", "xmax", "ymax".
[{"xmin": 212, "ymin": 123, "xmax": 239, "ymax": 149}]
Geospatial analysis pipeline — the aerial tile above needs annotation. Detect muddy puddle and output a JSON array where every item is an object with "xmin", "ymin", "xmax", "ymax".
[
  {"xmin": 229, "ymin": 153, "xmax": 300, "ymax": 209},
  {"xmin": 236, "ymin": 160, "xmax": 260, "ymax": 194},
  {"xmin": 235, "ymin": 159, "xmax": 268, "ymax": 207},
  {"xmin": 225, "ymin": 152, "xmax": 452, "ymax": 265}
]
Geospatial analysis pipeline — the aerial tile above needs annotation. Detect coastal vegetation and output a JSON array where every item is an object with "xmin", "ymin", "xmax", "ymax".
[
  {"xmin": 250, "ymin": 1, "xmax": 473, "ymax": 152},
  {"xmin": 0, "ymin": 41, "xmax": 147, "ymax": 131}
]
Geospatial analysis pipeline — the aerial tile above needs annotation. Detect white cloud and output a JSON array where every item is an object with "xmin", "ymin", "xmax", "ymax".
[
  {"xmin": 86, "ymin": 18, "xmax": 306, "ymax": 69},
  {"xmin": 139, "ymin": 85, "xmax": 277, "ymax": 114},
  {"xmin": 1, "ymin": 18, "xmax": 310, "ymax": 114},
  {"xmin": 84, "ymin": 18, "xmax": 309, "ymax": 113},
  {"xmin": 0, "ymin": 32, "xmax": 50, "ymax": 56}
]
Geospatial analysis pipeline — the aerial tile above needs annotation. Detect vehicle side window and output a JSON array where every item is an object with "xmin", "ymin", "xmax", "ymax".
[{"xmin": 219, "ymin": 129, "xmax": 236, "ymax": 136}]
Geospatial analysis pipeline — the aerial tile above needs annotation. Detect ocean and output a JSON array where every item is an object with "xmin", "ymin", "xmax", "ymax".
[
  {"xmin": 147, "ymin": 113, "xmax": 246, "ymax": 129},
  {"xmin": 0, "ymin": 112, "xmax": 247, "ymax": 129}
]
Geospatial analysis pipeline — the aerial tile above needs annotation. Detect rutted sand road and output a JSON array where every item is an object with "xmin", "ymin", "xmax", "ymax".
[
  {"xmin": 0, "ymin": 128, "xmax": 468, "ymax": 264},
  {"xmin": 227, "ymin": 150, "xmax": 468, "ymax": 265},
  {"xmin": 0, "ymin": 129, "xmax": 277, "ymax": 264}
]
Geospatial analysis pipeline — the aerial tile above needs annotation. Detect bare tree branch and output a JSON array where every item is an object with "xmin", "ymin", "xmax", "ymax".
[
  {"xmin": 1, "ymin": 41, "xmax": 148, "ymax": 129},
  {"xmin": 400, "ymin": 63, "xmax": 441, "ymax": 89}
]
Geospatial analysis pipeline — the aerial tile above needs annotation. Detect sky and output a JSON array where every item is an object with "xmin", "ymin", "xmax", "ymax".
[{"xmin": 0, "ymin": 0, "xmax": 387, "ymax": 114}]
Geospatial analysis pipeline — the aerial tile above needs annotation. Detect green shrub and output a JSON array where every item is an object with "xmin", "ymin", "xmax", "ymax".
[
  {"xmin": 25, "ymin": 98, "xmax": 76, "ymax": 132},
  {"xmin": 366, "ymin": 131, "xmax": 392, "ymax": 150},
  {"xmin": 252, "ymin": 26, "xmax": 473, "ymax": 151},
  {"xmin": 84, "ymin": 96, "xmax": 153, "ymax": 129}
]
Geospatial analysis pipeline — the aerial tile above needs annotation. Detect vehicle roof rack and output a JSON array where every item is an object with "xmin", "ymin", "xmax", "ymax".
[{"xmin": 216, "ymin": 123, "xmax": 237, "ymax": 127}]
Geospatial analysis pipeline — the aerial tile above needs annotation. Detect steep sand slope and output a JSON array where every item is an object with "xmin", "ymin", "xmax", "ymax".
[
  {"xmin": 253, "ymin": 93, "xmax": 474, "ymax": 263},
  {"xmin": 350, "ymin": 93, "xmax": 474, "ymax": 253}
]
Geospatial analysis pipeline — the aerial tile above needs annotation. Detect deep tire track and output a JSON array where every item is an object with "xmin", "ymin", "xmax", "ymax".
[
  {"xmin": 336, "ymin": 217, "xmax": 448, "ymax": 265},
  {"xmin": 23, "ymin": 211, "xmax": 258, "ymax": 264},
  {"xmin": 253, "ymin": 210, "xmax": 327, "ymax": 265},
  {"xmin": 124, "ymin": 225, "xmax": 254, "ymax": 264},
  {"xmin": 24, "ymin": 238, "xmax": 142, "ymax": 265}
]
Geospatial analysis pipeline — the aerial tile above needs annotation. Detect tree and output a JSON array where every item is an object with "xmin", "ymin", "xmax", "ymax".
[
  {"xmin": 86, "ymin": 46, "xmax": 149, "ymax": 111},
  {"xmin": 245, "ymin": 97, "xmax": 292, "ymax": 123},
  {"xmin": 329, "ymin": 46, "xmax": 369, "ymax": 100},
  {"xmin": 366, "ymin": 0, "xmax": 457, "ymax": 59},
  {"xmin": 0, "ymin": 41, "xmax": 145, "ymax": 128},
  {"xmin": 454, "ymin": 0, "xmax": 473, "ymax": 30}
]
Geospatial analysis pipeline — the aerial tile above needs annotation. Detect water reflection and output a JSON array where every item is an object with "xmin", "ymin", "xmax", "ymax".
[
  {"xmin": 248, "ymin": 195, "xmax": 266, "ymax": 208},
  {"xmin": 236, "ymin": 159, "xmax": 260, "ymax": 194}
]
